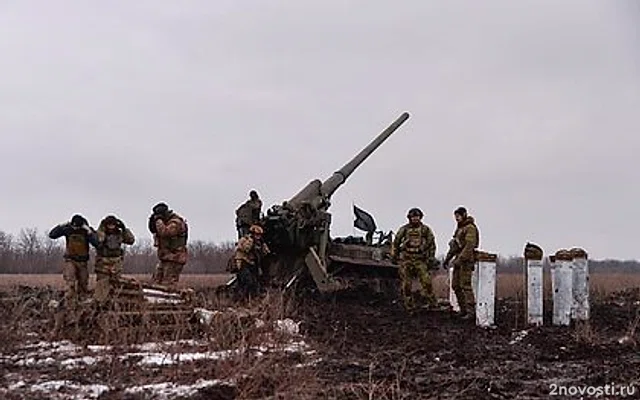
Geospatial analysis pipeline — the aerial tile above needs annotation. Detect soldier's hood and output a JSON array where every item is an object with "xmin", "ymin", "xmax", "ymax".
[{"xmin": 457, "ymin": 216, "xmax": 475, "ymax": 227}]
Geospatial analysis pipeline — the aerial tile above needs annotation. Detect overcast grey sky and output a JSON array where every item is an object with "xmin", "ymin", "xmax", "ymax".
[{"xmin": 1, "ymin": 0, "xmax": 638, "ymax": 260}]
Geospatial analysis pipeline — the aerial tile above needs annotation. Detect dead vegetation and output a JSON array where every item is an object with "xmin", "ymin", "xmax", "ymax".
[
  {"xmin": 0, "ymin": 274, "xmax": 639, "ymax": 399},
  {"xmin": 4, "ymin": 271, "xmax": 640, "ymax": 297},
  {"xmin": 0, "ymin": 285, "xmax": 323, "ymax": 399}
]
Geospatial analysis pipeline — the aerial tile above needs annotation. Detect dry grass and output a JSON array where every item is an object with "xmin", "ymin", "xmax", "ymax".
[
  {"xmin": 429, "ymin": 271, "xmax": 640, "ymax": 299},
  {"xmin": 0, "ymin": 273, "xmax": 232, "ymax": 289},
  {"xmin": 1, "ymin": 271, "xmax": 639, "ymax": 298},
  {"xmin": 0, "ymin": 285, "xmax": 323, "ymax": 398}
]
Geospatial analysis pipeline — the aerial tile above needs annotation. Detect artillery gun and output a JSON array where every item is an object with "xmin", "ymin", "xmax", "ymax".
[{"xmin": 260, "ymin": 112, "xmax": 410, "ymax": 294}]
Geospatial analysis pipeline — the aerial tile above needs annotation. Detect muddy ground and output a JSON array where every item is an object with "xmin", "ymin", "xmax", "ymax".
[
  {"xmin": 296, "ymin": 287, "xmax": 640, "ymax": 399},
  {"xmin": 0, "ymin": 285, "xmax": 639, "ymax": 399}
]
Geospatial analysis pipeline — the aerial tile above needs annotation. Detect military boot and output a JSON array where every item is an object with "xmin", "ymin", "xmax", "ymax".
[
  {"xmin": 403, "ymin": 295, "xmax": 416, "ymax": 312},
  {"xmin": 459, "ymin": 305, "xmax": 476, "ymax": 321}
]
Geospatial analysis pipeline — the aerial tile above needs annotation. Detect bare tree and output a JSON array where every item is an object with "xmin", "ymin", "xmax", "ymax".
[
  {"xmin": 0, "ymin": 231, "xmax": 14, "ymax": 271},
  {"xmin": 17, "ymin": 228, "xmax": 41, "ymax": 256},
  {"xmin": 0, "ymin": 227, "xmax": 634, "ymax": 275}
]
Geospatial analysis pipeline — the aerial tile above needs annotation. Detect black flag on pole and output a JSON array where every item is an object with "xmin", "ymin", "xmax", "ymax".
[{"xmin": 353, "ymin": 204, "xmax": 377, "ymax": 233}]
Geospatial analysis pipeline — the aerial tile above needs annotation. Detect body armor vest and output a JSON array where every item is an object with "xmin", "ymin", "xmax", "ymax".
[
  {"xmin": 100, "ymin": 233, "xmax": 123, "ymax": 257},
  {"xmin": 403, "ymin": 226, "xmax": 427, "ymax": 253},
  {"xmin": 66, "ymin": 232, "xmax": 89, "ymax": 261}
]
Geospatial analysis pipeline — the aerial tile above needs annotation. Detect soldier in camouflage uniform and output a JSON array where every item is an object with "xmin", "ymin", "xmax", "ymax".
[
  {"xmin": 93, "ymin": 215, "xmax": 135, "ymax": 302},
  {"xmin": 148, "ymin": 202, "xmax": 189, "ymax": 289},
  {"xmin": 231, "ymin": 224, "xmax": 270, "ymax": 300},
  {"xmin": 391, "ymin": 208, "xmax": 438, "ymax": 310},
  {"xmin": 49, "ymin": 214, "xmax": 98, "ymax": 307},
  {"xmin": 235, "ymin": 190, "xmax": 262, "ymax": 239},
  {"xmin": 443, "ymin": 206, "xmax": 479, "ymax": 319}
]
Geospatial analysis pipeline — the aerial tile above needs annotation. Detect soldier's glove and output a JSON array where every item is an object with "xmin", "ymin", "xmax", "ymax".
[{"xmin": 148, "ymin": 214, "xmax": 158, "ymax": 234}]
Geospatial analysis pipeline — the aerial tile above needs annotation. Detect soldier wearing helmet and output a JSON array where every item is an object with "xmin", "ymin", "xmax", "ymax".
[
  {"xmin": 443, "ymin": 206, "xmax": 479, "ymax": 319},
  {"xmin": 148, "ymin": 202, "xmax": 189, "ymax": 289},
  {"xmin": 390, "ymin": 207, "xmax": 438, "ymax": 310},
  {"xmin": 93, "ymin": 215, "xmax": 135, "ymax": 302},
  {"xmin": 48, "ymin": 214, "xmax": 99, "ymax": 308},
  {"xmin": 235, "ymin": 190, "xmax": 263, "ymax": 239},
  {"xmin": 231, "ymin": 224, "xmax": 270, "ymax": 299}
]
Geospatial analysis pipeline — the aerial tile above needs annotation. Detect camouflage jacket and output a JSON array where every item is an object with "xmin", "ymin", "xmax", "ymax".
[
  {"xmin": 391, "ymin": 222, "xmax": 436, "ymax": 261},
  {"xmin": 95, "ymin": 224, "xmax": 135, "ymax": 260},
  {"xmin": 234, "ymin": 234, "xmax": 270, "ymax": 267},
  {"xmin": 48, "ymin": 223, "xmax": 98, "ymax": 262},
  {"xmin": 235, "ymin": 199, "xmax": 262, "ymax": 226},
  {"xmin": 451, "ymin": 216, "xmax": 479, "ymax": 264},
  {"xmin": 154, "ymin": 212, "xmax": 188, "ymax": 264}
]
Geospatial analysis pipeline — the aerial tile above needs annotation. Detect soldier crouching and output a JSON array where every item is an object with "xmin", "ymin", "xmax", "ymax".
[
  {"xmin": 231, "ymin": 225, "xmax": 270, "ymax": 300},
  {"xmin": 94, "ymin": 215, "xmax": 135, "ymax": 302}
]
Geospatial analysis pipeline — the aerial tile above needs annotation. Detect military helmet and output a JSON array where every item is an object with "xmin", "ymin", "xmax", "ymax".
[
  {"xmin": 454, "ymin": 206, "xmax": 467, "ymax": 216},
  {"xmin": 152, "ymin": 202, "xmax": 169, "ymax": 214},
  {"xmin": 249, "ymin": 190, "xmax": 258, "ymax": 199},
  {"xmin": 407, "ymin": 208, "xmax": 423, "ymax": 218},
  {"xmin": 249, "ymin": 225, "xmax": 264, "ymax": 235},
  {"xmin": 71, "ymin": 214, "xmax": 86, "ymax": 227},
  {"xmin": 103, "ymin": 215, "xmax": 118, "ymax": 226}
]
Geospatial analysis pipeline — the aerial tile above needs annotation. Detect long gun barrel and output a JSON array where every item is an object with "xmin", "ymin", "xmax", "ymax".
[{"xmin": 288, "ymin": 112, "xmax": 410, "ymax": 207}]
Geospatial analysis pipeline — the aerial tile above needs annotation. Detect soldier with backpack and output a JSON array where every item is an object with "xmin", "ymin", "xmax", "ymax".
[{"xmin": 148, "ymin": 202, "xmax": 189, "ymax": 289}]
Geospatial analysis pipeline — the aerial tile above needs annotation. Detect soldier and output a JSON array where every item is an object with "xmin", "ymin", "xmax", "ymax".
[
  {"xmin": 48, "ymin": 214, "xmax": 98, "ymax": 307},
  {"xmin": 148, "ymin": 202, "xmax": 189, "ymax": 289},
  {"xmin": 93, "ymin": 215, "xmax": 135, "ymax": 302},
  {"xmin": 231, "ymin": 224, "xmax": 270, "ymax": 300},
  {"xmin": 443, "ymin": 206, "xmax": 480, "ymax": 319},
  {"xmin": 390, "ymin": 208, "xmax": 438, "ymax": 310},
  {"xmin": 235, "ymin": 190, "xmax": 262, "ymax": 239}
]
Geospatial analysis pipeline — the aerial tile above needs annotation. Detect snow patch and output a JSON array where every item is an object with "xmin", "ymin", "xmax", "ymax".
[
  {"xmin": 509, "ymin": 330, "xmax": 529, "ymax": 345},
  {"xmin": 276, "ymin": 318, "xmax": 301, "ymax": 335},
  {"xmin": 3, "ymin": 380, "xmax": 110, "ymax": 399},
  {"xmin": 124, "ymin": 379, "xmax": 234, "ymax": 398}
]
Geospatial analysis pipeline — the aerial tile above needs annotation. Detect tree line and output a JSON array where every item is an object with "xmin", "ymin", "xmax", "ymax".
[
  {"xmin": 0, "ymin": 228, "xmax": 235, "ymax": 274},
  {"xmin": 0, "ymin": 228, "xmax": 638, "ymax": 274}
]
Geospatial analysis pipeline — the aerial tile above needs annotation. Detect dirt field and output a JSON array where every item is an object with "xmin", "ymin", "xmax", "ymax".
[
  {"xmin": 298, "ymin": 287, "xmax": 640, "ymax": 398},
  {"xmin": 1, "ymin": 273, "xmax": 639, "ymax": 398}
]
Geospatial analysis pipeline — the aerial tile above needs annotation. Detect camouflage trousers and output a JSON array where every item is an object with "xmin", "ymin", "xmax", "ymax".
[
  {"xmin": 398, "ymin": 257, "xmax": 436, "ymax": 310},
  {"xmin": 62, "ymin": 259, "xmax": 89, "ymax": 306},
  {"xmin": 153, "ymin": 260, "xmax": 184, "ymax": 289},
  {"xmin": 94, "ymin": 257, "xmax": 124, "ymax": 302},
  {"xmin": 235, "ymin": 262, "xmax": 260, "ymax": 300},
  {"xmin": 452, "ymin": 260, "xmax": 475, "ymax": 314}
]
